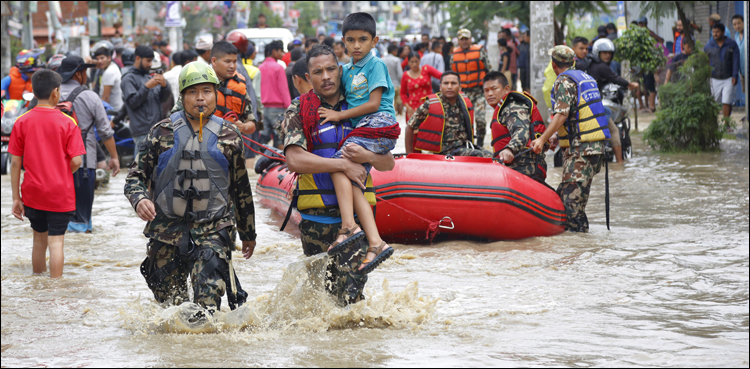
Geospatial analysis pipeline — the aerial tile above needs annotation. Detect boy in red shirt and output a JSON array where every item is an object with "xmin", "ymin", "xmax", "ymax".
[{"xmin": 9, "ymin": 69, "xmax": 86, "ymax": 278}]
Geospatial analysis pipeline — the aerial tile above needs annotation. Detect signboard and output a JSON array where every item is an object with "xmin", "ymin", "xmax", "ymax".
[
  {"xmin": 289, "ymin": 9, "xmax": 300, "ymax": 19},
  {"xmin": 165, "ymin": 1, "xmax": 181, "ymax": 27},
  {"xmin": 616, "ymin": 1, "xmax": 627, "ymax": 32}
]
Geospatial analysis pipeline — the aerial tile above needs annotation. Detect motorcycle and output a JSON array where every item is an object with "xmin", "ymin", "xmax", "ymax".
[
  {"xmin": 601, "ymin": 82, "xmax": 633, "ymax": 162},
  {"xmin": 98, "ymin": 101, "xmax": 135, "ymax": 168},
  {"xmin": 1, "ymin": 94, "xmax": 33, "ymax": 175}
]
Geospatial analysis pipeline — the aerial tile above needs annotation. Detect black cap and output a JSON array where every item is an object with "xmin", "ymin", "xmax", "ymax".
[{"xmin": 56, "ymin": 56, "xmax": 95, "ymax": 82}]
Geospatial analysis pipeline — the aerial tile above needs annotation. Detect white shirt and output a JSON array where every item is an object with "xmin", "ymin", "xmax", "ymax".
[
  {"xmin": 99, "ymin": 62, "xmax": 123, "ymax": 110},
  {"xmin": 163, "ymin": 65, "xmax": 182, "ymax": 102}
]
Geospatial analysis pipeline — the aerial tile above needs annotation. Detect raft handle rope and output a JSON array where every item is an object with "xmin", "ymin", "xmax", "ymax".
[
  {"xmin": 375, "ymin": 195, "xmax": 443, "ymax": 242},
  {"xmin": 239, "ymin": 134, "xmax": 287, "ymax": 162}
]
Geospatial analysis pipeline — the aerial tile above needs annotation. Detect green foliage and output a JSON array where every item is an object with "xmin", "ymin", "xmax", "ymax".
[
  {"xmin": 565, "ymin": 18, "xmax": 599, "ymax": 46},
  {"xmin": 181, "ymin": 1, "xmax": 282, "ymax": 46},
  {"xmin": 294, "ymin": 1, "xmax": 320, "ymax": 38},
  {"xmin": 431, "ymin": 1, "xmax": 529, "ymax": 37},
  {"xmin": 554, "ymin": 1, "xmax": 612, "ymax": 45},
  {"xmin": 644, "ymin": 52, "xmax": 725, "ymax": 152},
  {"xmin": 613, "ymin": 25, "xmax": 667, "ymax": 74}
]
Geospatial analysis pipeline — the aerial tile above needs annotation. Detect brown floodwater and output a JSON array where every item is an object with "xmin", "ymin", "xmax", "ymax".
[{"xmin": 1, "ymin": 129, "xmax": 748, "ymax": 367}]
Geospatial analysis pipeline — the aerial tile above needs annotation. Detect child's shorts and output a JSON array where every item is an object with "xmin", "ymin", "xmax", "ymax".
[
  {"xmin": 24, "ymin": 206, "xmax": 74, "ymax": 236},
  {"xmin": 332, "ymin": 112, "xmax": 398, "ymax": 174}
]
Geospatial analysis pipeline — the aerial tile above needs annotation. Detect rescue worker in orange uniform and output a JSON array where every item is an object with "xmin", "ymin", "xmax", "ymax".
[
  {"xmin": 405, "ymin": 71, "xmax": 491, "ymax": 157},
  {"xmin": 450, "ymin": 29, "xmax": 491, "ymax": 148},
  {"xmin": 483, "ymin": 71, "xmax": 548, "ymax": 184}
]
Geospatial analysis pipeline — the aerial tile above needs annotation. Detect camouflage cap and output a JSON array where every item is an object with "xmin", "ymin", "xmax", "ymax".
[
  {"xmin": 457, "ymin": 29, "xmax": 472, "ymax": 39},
  {"xmin": 549, "ymin": 45, "xmax": 575, "ymax": 64}
]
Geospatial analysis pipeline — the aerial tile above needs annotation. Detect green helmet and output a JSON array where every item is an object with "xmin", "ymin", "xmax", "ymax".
[{"xmin": 178, "ymin": 61, "xmax": 220, "ymax": 93}]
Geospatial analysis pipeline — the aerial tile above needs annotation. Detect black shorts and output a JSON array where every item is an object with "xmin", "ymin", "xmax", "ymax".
[
  {"xmin": 643, "ymin": 72, "xmax": 656, "ymax": 93},
  {"xmin": 24, "ymin": 206, "xmax": 74, "ymax": 236}
]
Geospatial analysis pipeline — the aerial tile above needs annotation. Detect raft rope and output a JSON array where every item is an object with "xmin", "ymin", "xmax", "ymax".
[
  {"xmin": 239, "ymin": 134, "xmax": 287, "ymax": 162},
  {"xmin": 375, "ymin": 195, "xmax": 442, "ymax": 242}
]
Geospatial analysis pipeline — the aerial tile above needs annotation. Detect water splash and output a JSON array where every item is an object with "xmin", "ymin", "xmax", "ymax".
[{"xmin": 120, "ymin": 254, "xmax": 437, "ymax": 335}]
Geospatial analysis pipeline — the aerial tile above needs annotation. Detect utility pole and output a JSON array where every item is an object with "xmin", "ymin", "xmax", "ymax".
[
  {"xmin": 530, "ymin": 1, "xmax": 554, "ymax": 121},
  {"xmin": 22, "ymin": 1, "xmax": 33, "ymax": 49}
]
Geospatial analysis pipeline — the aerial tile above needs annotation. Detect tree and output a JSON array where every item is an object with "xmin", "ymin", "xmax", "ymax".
[
  {"xmin": 613, "ymin": 25, "xmax": 667, "ymax": 74},
  {"xmin": 294, "ymin": 1, "xmax": 321, "ymax": 38},
  {"xmin": 553, "ymin": 1, "xmax": 612, "ymax": 45},
  {"xmin": 431, "ymin": 1, "xmax": 529, "ymax": 37},
  {"xmin": 638, "ymin": 1, "xmax": 699, "ymax": 51}
]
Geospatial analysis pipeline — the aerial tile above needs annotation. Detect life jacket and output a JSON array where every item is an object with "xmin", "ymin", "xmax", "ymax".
[
  {"xmin": 7, "ymin": 66, "xmax": 32, "ymax": 100},
  {"xmin": 296, "ymin": 92, "xmax": 376, "ymax": 210},
  {"xmin": 413, "ymin": 92, "xmax": 474, "ymax": 153},
  {"xmin": 452, "ymin": 45, "xmax": 486, "ymax": 89},
  {"xmin": 490, "ymin": 91, "xmax": 546, "ymax": 155},
  {"xmin": 550, "ymin": 69, "xmax": 610, "ymax": 148},
  {"xmin": 152, "ymin": 111, "xmax": 231, "ymax": 223},
  {"xmin": 215, "ymin": 72, "xmax": 247, "ymax": 121}
]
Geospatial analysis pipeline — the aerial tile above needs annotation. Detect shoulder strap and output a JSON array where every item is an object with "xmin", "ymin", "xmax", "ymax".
[{"xmin": 65, "ymin": 85, "xmax": 89, "ymax": 104}]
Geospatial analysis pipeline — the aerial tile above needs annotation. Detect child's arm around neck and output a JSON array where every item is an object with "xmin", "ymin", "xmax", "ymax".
[{"xmin": 318, "ymin": 87, "xmax": 383, "ymax": 124}]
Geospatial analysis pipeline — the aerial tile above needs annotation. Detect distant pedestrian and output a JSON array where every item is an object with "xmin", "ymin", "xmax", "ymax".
[
  {"xmin": 705, "ymin": 23, "xmax": 740, "ymax": 118},
  {"xmin": 382, "ymin": 44, "xmax": 404, "ymax": 114},
  {"xmin": 333, "ymin": 41, "xmax": 351, "ymax": 65},
  {"xmin": 451, "ymin": 29, "xmax": 491, "ymax": 147},
  {"xmin": 732, "ymin": 15, "xmax": 745, "ymax": 96},
  {"xmin": 401, "ymin": 52, "xmax": 443, "ymax": 121},
  {"xmin": 259, "ymin": 40, "xmax": 291, "ymax": 149},
  {"xmin": 420, "ymin": 41, "xmax": 445, "ymax": 92},
  {"xmin": 9, "ymin": 69, "xmax": 86, "ymax": 278},
  {"xmin": 498, "ymin": 29, "xmax": 519, "ymax": 90},
  {"xmin": 92, "ymin": 44, "xmax": 123, "ymax": 110},
  {"xmin": 606, "ymin": 23, "xmax": 618, "ymax": 41},
  {"xmin": 518, "ymin": 31, "xmax": 530, "ymax": 92},
  {"xmin": 286, "ymin": 48, "xmax": 303, "ymax": 99}
]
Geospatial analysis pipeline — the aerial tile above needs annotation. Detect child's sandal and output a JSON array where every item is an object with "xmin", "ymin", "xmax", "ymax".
[
  {"xmin": 328, "ymin": 226, "xmax": 365, "ymax": 255},
  {"xmin": 358, "ymin": 241, "xmax": 394, "ymax": 274}
]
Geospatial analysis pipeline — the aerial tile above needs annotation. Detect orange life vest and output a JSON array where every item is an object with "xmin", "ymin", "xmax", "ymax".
[
  {"xmin": 452, "ymin": 45, "xmax": 486, "ymax": 89},
  {"xmin": 491, "ymin": 91, "xmax": 546, "ymax": 155},
  {"xmin": 215, "ymin": 72, "xmax": 247, "ymax": 121},
  {"xmin": 413, "ymin": 93, "xmax": 474, "ymax": 153},
  {"xmin": 7, "ymin": 66, "xmax": 33, "ymax": 100}
]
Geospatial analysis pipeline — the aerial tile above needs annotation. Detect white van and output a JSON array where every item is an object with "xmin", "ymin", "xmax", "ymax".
[{"xmin": 228, "ymin": 28, "xmax": 295, "ymax": 65}]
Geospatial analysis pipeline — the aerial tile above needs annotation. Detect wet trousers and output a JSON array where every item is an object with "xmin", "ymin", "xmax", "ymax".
[
  {"xmin": 557, "ymin": 148, "xmax": 603, "ymax": 233},
  {"xmin": 299, "ymin": 212, "xmax": 368, "ymax": 306},
  {"xmin": 68, "ymin": 168, "xmax": 96, "ymax": 232}
]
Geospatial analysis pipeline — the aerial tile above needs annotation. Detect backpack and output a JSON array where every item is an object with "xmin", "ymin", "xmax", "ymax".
[{"xmin": 56, "ymin": 85, "xmax": 95, "ymax": 172}]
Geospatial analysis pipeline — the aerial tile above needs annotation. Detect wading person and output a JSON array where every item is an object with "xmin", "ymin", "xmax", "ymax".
[
  {"xmin": 451, "ymin": 29, "xmax": 491, "ymax": 147},
  {"xmin": 316, "ymin": 13, "xmax": 400, "ymax": 273},
  {"xmin": 705, "ymin": 22, "xmax": 740, "ymax": 119},
  {"xmin": 531, "ymin": 46, "xmax": 610, "ymax": 233},
  {"xmin": 125, "ymin": 62, "xmax": 256, "ymax": 315},
  {"xmin": 405, "ymin": 71, "xmax": 491, "ymax": 158},
  {"xmin": 483, "ymin": 71, "xmax": 548, "ymax": 183},
  {"xmin": 9, "ymin": 70, "xmax": 86, "ymax": 278},
  {"xmin": 281, "ymin": 44, "xmax": 395, "ymax": 305}
]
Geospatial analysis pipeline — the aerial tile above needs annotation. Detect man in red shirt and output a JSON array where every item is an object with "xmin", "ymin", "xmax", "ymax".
[{"xmin": 9, "ymin": 69, "xmax": 86, "ymax": 278}]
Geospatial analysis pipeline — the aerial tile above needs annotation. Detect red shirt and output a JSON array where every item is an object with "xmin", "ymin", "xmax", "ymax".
[
  {"xmin": 281, "ymin": 51, "xmax": 292, "ymax": 66},
  {"xmin": 400, "ymin": 65, "xmax": 443, "ymax": 120},
  {"xmin": 8, "ymin": 107, "xmax": 86, "ymax": 212}
]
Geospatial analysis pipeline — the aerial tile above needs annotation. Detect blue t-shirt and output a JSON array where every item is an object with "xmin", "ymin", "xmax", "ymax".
[{"xmin": 341, "ymin": 52, "xmax": 396, "ymax": 127}]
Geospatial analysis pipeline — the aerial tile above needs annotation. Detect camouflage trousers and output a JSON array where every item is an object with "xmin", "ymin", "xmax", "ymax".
[
  {"xmin": 141, "ymin": 235, "xmax": 234, "ymax": 311},
  {"xmin": 556, "ymin": 148, "xmax": 603, "ymax": 232},
  {"xmin": 447, "ymin": 146, "xmax": 492, "ymax": 158},
  {"xmin": 464, "ymin": 86, "xmax": 488, "ymax": 146},
  {"xmin": 299, "ymin": 213, "xmax": 368, "ymax": 306},
  {"xmin": 509, "ymin": 151, "xmax": 547, "ymax": 184}
]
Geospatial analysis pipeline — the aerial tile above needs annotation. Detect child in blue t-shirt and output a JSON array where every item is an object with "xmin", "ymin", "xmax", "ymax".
[{"xmin": 318, "ymin": 12, "xmax": 400, "ymax": 274}]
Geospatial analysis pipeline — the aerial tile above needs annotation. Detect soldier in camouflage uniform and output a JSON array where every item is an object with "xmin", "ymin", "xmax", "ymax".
[
  {"xmin": 280, "ymin": 45, "xmax": 396, "ymax": 305},
  {"xmin": 532, "ymin": 46, "xmax": 606, "ymax": 232},
  {"xmin": 483, "ymin": 71, "xmax": 547, "ymax": 183},
  {"xmin": 125, "ymin": 62, "xmax": 257, "ymax": 314},
  {"xmin": 450, "ymin": 29, "xmax": 492, "ymax": 148},
  {"xmin": 405, "ymin": 71, "xmax": 492, "ymax": 157}
]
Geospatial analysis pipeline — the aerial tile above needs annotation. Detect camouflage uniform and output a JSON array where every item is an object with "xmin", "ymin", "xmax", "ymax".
[
  {"xmin": 407, "ymin": 94, "xmax": 492, "ymax": 158},
  {"xmin": 552, "ymin": 66, "xmax": 604, "ymax": 233},
  {"xmin": 280, "ymin": 92, "xmax": 369, "ymax": 305},
  {"xmin": 496, "ymin": 100, "xmax": 547, "ymax": 182},
  {"xmin": 450, "ymin": 46, "xmax": 492, "ymax": 147},
  {"xmin": 124, "ymin": 115, "xmax": 256, "ymax": 310}
]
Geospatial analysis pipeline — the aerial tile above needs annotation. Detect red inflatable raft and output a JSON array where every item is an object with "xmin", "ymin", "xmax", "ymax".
[{"xmin": 255, "ymin": 153, "xmax": 566, "ymax": 243}]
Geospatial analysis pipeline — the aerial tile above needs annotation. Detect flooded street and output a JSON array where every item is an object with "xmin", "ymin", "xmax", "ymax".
[{"xmin": 1, "ymin": 130, "xmax": 748, "ymax": 367}]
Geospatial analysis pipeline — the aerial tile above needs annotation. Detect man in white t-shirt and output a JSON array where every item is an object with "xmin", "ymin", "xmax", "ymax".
[{"xmin": 93, "ymin": 46, "xmax": 123, "ymax": 110}]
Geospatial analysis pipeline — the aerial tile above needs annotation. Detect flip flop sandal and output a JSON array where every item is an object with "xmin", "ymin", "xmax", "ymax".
[
  {"xmin": 328, "ymin": 226, "xmax": 365, "ymax": 256},
  {"xmin": 358, "ymin": 241, "xmax": 394, "ymax": 275}
]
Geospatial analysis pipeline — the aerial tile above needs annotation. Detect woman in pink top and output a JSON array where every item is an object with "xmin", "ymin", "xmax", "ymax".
[{"xmin": 400, "ymin": 52, "xmax": 442, "ymax": 121}]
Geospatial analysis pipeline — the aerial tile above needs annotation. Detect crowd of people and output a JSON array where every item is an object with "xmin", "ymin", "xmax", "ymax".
[{"xmin": 2, "ymin": 9, "xmax": 745, "ymax": 317}]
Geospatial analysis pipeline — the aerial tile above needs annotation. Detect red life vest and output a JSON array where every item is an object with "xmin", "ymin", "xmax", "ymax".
[
  {"xmin": 490, "ymin": 91, "xmax": 546, "ymax": 156},
  {"xmin": 215, "ymin": 72, "xmax": 248, "ymax": 121},
  {"xmin": 413, "ymin": 93, "xmax": 474, "ymax": 153},
  {"xmin": 7, "ymin": 66, "xmax": 33, "ymax": 100}
]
